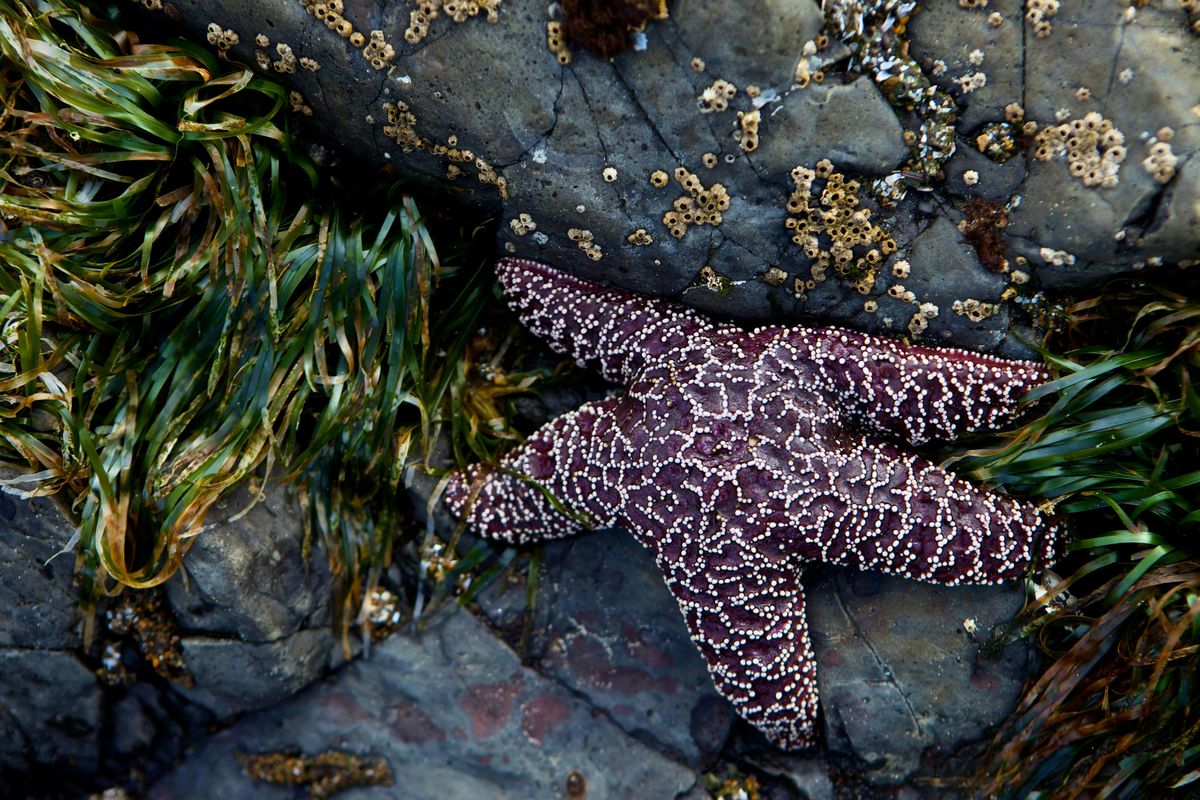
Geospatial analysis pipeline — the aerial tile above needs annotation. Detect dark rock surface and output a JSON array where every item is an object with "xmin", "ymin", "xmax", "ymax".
[
  {"xmin": 147, "ymin": 606, "xmax": 698, "ymax": 800},
  {"xmin": 0, "ymin": 475, "xmax": 101, "ymax": 774},
  {"xmin": 474, "ymin": 529, "xmax": 737, "ymax": 768},
  {"xmin": 0, "ymin": 487, "xmax": 80, "ymax": 650},
  {"xmin": 807, "ymin": 568, "xmax": 1026, "ymax": 785},
  {"xmin": 144, "ymin": 0, "xmax": 1197, "ymax": 355},
  {"xmin": 909, "ymin": 0, "xmax": 1200, "ymax": 285},
  {"xmin": 166, "ymin": 484, "xmax": 340, "ymax": 718},
  {"xmin": 0, "ymin": 479, "xmax": 339, "ymax": 784},
  {"xmin": 0, "ymin": 648, "xmax": 102, "ymax": 774}
]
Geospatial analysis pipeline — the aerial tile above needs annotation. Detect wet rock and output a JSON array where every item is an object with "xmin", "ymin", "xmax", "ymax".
[
  {"xmin": 902, "ymin": 216, "xmax": 1010, "ymax": 353},
  {"xmin": 807, "ymin": 567, "xmax": 1026, "ymax": 785},
  {"xmin": 0, "ymin": 477, "xmax": 338, "ymax": 782},
  {"xmin": 165, "ymin": 484, "xmax": 332, "ymax": 642},
  {"xmin": 0, "ymin": 485, "xmax": 81, "ymax": 649},
  {"xmin": 132, "ymin": 0, "xmax": 1200, "ymax": 352},
  {"xmin": 751, "ymin": 79, "xmax": 909, "ymax": 178},
  {"xmin": 910, "ymin": 0, "xmax": 1200, "ymax": 285},
  {"xmin": 0, "ymin": 473, "xmax": 104, "ymax": 775},
  {"xmin": 175, "ymin": 630, "xmax": 337, "ymax": 718},
  {"xmin": 0, "ymin": 648, "xmax": 102, "ymax": 774},
  {"xmin": 475, "ymin": 529, "xmax": 736, "ymax": 767},
  {"xmin": 164, "ymin": 484, "xmax": 339, "ymax": 719},
  {"xmin": 147, "ymin": 607, "xmax": 698, "ymax": 800}
]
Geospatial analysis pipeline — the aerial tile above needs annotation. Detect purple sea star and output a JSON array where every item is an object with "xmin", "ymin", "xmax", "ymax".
[{"xmin": 445, "ymin": 258, "xmax": 1060, "ymax": 749}]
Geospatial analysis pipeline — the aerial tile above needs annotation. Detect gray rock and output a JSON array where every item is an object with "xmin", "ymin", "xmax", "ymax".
[
  {"xmin": 162, "ymin": 483, "xmax": 339, "ymax": 719},
  {"xmin": 751, "ymin": 79, "xmax": 909, "ymax": 179},
  {"xmin": 746, "ymin": 751, "xmax": 835, "ymax": 800},
  {"xmin": 807, "ymin": 567, "xmax": 1026, "ymax": 785},
  {"xmin": 0, "ymin": 648, "xmax": 102, "ymax": 773},
  {"xmin": 147, "ymin": 607, "xmax": 698, "ymax": 800},
  {"xmin": 175, "ymin": 629, "xmax": 337, "ymax": 718},
  {"xmin": 474, "ymin": 529, "xmax": 735, "ymax": 767},
  {"xmin": 0, "ymin": 476, "xmax": 340, "ymax": 781},
  {"xmin": 138, "ymin": 0, "xmax": 1197, "ymax": 351},
  {"xmin": 902, "ymin": 215, "xmax": 1010, "ymax": 352},
  {"xmin": 165, "ymin": 483, "xmax": 333, "ymax": 643},
  {"xmin": 0, "ymin": 473, "xmax": 103, "ymax": 775},
  {"xmin": 909, "ymin": 0, "xmax": 1200, "ymax": 285},
  {"xmin": 0, "ymin": 485, "xmax": 81, "ymax": 649}
]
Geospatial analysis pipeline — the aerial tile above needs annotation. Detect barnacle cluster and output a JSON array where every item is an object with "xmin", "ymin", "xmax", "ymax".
[
  {"xmin": 627, "ymin": 228, "xmax": 654, "ymax": 245},
  {"xmin": 510, "ymin": 212, "xmax": 537, "ymax": 235},
  {"xmin": 382, "ymin": 101, "xmax": 421, "ymax": 152},
  {"xmin": 1033, "ymin": 112, "xmax": 1126, "ymax": 189},
  {"xmin": 763, "ymin": 267, "xmax": 788, "ymax": 286},
  {"xmin": 699, "ymin": 79, "xmax": 737, "ymax": 113},
  {"xmin": 907, "ymin": 301, "xmax": 939, "ymax": 335},
  {"xmin": 205, "ymin": 23, "xmax": 238, "ymax": 50},
  {"xmin": 695, "ymin": 265, "xmax": 732, "ymax": 294},
  {"xmin": 404, "ymin": 1, "xmax": 502, "ymax": 45},
  {"xmin": 953, "ymin": 297, "xmax": 999, "ymax": 322},
  {"xmin": 1026, "ymin": 0, "xmax": 1059, "ymax": 38},
  {"xmin": 381, "ymin": 103, "xmax": 508, "ymax": 197},
  {"xmin": 433, "ymin": 142, "xmax": 508, "ymax": 198},
  {"xmin": 784, "ymin": 159, "xmax": 896, "ymax": 298},
  {"xmin": 273, "ymin": 42, "xmax": 297, "ymax": 73},
  {"xmin": 824, "ymin": 1, "xmax": 958, "ymax": 196},
  {"xmin": 956, "ymin": 71, "xmax": 987, "ymax": 94},
  {"xmin": 662, "ymin": 167, "xmax": 731, "ymax": 239},
  {"xmin": 568, "ymin": 227, "xmax": 603, "ymax": 260},
  {"xmin": 547, "ymin": 21, "xmax": 571, "ymax": 64},
  {"xmin": 288, "ymin": 90, "xmax": 313, "ymax": 117},
  {"xmin": 974, "ymin": 122, "xmax": 1022, "ymax": 162},
  {"xmin": 737, "ymin": 109, "xmax": 761, "ymax": 152},
  {"xmin": 1142, "ymin": 128, "xmax": 1178, "ymax": 184},
  {"xmin": 361, "ymin": 30, "xmax": 397, "ymax": 70},
  {"xmin": 298, "ymin": 1, "xmax": 397, "ymax": 70}
]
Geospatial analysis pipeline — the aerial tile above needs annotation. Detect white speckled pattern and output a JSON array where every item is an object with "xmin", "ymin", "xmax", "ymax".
[{"xmin": 446, "ymin": 258, "xmax": 1060, "ymax": 749}]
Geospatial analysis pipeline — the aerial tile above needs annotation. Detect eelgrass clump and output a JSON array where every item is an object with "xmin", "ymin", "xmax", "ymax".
[
  {"xmin": 0, "ymin": 0, "xmax": 533, "ymax": 646},
  {"xmin": 951, "ymin": 281, "xmax": 1200, "ymax": 798}
]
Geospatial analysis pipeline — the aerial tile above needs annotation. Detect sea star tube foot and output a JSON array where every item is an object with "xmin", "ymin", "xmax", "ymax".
[{"xmin": 445, "ymin": 257, "xmax": 1060, "ymax": 749}]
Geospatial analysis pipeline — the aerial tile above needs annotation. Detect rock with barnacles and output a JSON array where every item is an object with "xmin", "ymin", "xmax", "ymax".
[
  {"xmin": 0, "ymin": 479, "xmax": 340, "ymax": 791},
  {"xmin": 133, "ymin": 0, "xmax": 1197, "ymax": 353}
]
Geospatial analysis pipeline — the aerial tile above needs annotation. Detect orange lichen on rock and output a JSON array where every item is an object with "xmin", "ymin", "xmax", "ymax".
[{"xmin": 239, "ymin": 751, "xmax": 393, "ymax": 799}]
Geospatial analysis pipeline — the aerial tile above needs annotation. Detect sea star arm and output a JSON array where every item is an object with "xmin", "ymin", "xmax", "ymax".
[
  {"xmin": 777, "ymin": 430, "xmax": 1059, "ymax": 585},
  {"xmin": 495, "ymin": 257, "xmax": 719, "ymax": 385},
  {"xmin": 651, "ymin": 523, "xmax": 819, "ymax": 749},
  {"xmin": 795, "ymin": 327, "xmax": 1051, "ymax": 445},
  {"xmin": 443, "ymin": 396, "xmax": 630, "ymax": 544}
]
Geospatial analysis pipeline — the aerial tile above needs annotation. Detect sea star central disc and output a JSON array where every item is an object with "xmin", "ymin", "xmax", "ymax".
[{"xmin": 446, "ymin": 258, "xmax": 1059, "ymax": 749}]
